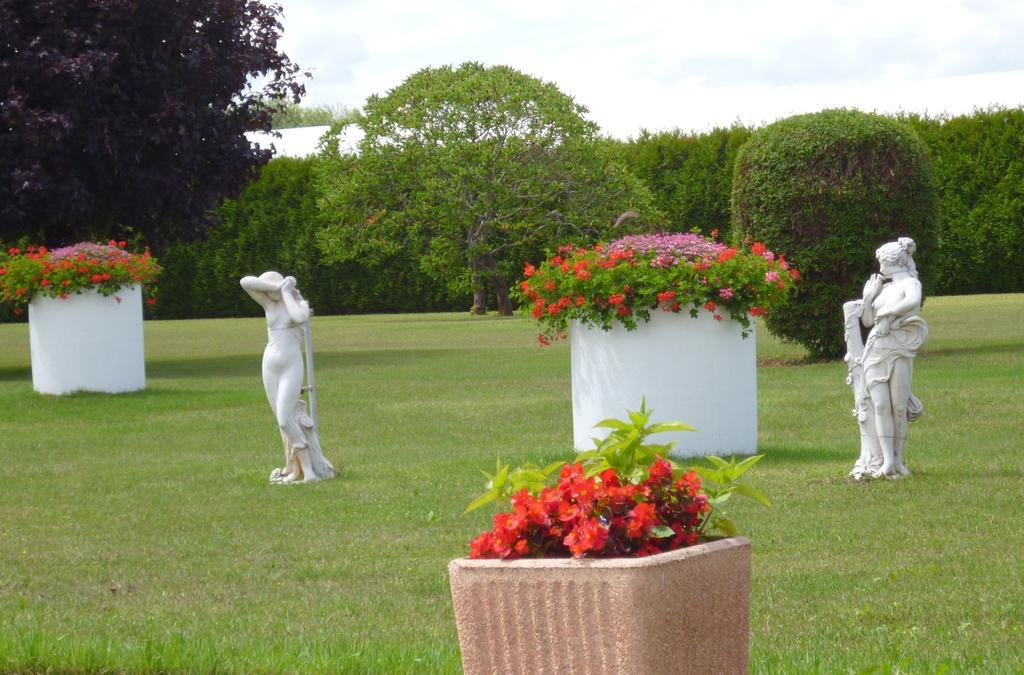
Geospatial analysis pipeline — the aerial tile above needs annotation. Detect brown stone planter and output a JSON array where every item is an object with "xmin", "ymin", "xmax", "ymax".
[{"xmin": 448, "ymin": 536, "xmax": 751, "ymax": 675}]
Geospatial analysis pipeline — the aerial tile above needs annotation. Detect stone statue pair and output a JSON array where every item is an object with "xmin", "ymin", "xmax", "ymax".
[
  {"xmin": 239, "ymin": 239, "xmax": 928, "ymax": 485},
  {"xmin": 241, "ymin": 272, "xmax": 336, "ymax": 484},
  {"xmin": 844, "ymin": 238, "xmax": 928, "ymax": 480}
]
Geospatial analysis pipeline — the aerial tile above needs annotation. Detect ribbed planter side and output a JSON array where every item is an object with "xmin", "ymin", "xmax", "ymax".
[
  {"xmin": 28, "ymin": 286, "xmax": 146, "ymax": 395},
  {"xmin": 571, "ymin": 311, "xmax": 757, "ymax": 457},
  {"xmin": 449, "ymin": 537, "xmax": 751, "ymax": 675}
]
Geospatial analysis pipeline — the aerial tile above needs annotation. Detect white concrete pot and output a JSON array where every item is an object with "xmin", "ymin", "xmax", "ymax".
[
  {"xmin": 571, "ymin": 310, "xmax": 757, "ymax": 457},
  {"xmin": 28, "ymin": 285, "xmax": 146, "ymax": 395}
]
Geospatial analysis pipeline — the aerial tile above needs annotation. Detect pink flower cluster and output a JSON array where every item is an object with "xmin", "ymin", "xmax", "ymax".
[
  {"xmin": 50, "ymin": 242, "xmax": 128, "ymax": 264},
  {"xmin": 607, "ymin": 233, "xmax": 726, "ymax": 268}
]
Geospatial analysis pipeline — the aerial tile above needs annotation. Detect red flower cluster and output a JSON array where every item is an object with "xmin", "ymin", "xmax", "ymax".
[
  {"xmin": 515, "ymin": 232, "xmax": 799, "ymax": 344},
  {"xmin": 469, "ymin": 457, "xmax": 710, "ymax": 560},
  {"xmin": 1, "ymin": 241, "xmax": 162, "ymax": 312},
  {"xmin": 656, "ymin": 290, "xmax": 681, "ymax": 312}
]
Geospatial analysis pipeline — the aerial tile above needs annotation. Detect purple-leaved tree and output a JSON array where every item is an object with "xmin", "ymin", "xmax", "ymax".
[{"xmin": 0, "ymin": 0, "xmax": 305, "ymax": 246}]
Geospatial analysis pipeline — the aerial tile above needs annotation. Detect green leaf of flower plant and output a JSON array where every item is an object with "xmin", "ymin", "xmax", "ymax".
[
  {"xmin": 598, "ymin": 437, "xmax": 631, "ymax": 457},
  {"xmin": 703, "ymin": 456, "xmax": 732, "ymax": 470},
  {"xmin": 542, "ymin": 461, "xmax": 565, "ymax": 476},
  {"xmin": 714, "ymin": 517, "xmax": 739, "ymax": 537},
  {"xmin": 612, "ymin": 444, "xmax": 635, "ymax": 469},
  {"xmin": 646, "ymin": 422, "xmax": 697, "ymax": 434},
  {"xmin": 731, "ymin": 483, "xmax": 772, "ymax": 507},
  {"xmin": 463, "ymin": 488, "xmax": 501, "ymax": 515},
  {"xmin": 692, "ymin": 466, "xmax": 726, "ymax": 485},
  {"xmin": 491, "ymin": 464, "xmax": 509, "ymax": 490},
  {"xmin": 650, "ymin": 525, "xmax": 675, "ymax": 539},
  {"xmin": 728, "ymin": 454, "xmax": 764, "ymax": 478},
  {"xmin": 706, "ymin": 491, "xmax": 733, "ymax": 507},
  {"xmin": 637, "ymin": 442, "xmax": 674, "ymax": 458},
  {"xmin": 627, "ymin": 410, "xmax": 650, "ymax": 428},
  {"xmin": 593, "ymin": 418, "xmax": 632, "ymax": 431}
]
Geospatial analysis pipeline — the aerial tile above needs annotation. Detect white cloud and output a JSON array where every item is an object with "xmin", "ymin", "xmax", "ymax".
[{"xmin": 275, "ymin": 0, "xmax": 1024, "ymax": 137}]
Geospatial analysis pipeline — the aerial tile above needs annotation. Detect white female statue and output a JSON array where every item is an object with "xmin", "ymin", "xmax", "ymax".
[
  {"xmin": 844, "ymin": 238, "xmax": 927, "ymax": 479},
  {"xmin": 241, "ymin": 271, "xmax": 335, "ymax": 484}
]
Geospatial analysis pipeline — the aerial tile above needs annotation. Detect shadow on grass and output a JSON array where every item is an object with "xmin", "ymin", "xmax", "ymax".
[
  {"xmin": 0, "ymin": 366, "xmax": 31, "ymax": 382},
  {"xmin": 147, "ymin": 348, "xmax": 465, "ymax": 380},
  {"xmin": 750, "ymin": 340, "xmax": 1021, "ymax": 368},
  {"xmin": 148, "ymin": 354, "xmax": 258, "ymax": 379},
  {"xmin": 5, "ymin": 386, "xmax": 247, "ymax": 409},
  {"xmin": 922, "ymin": 342, "xmax": 1023, "ymax": 359},
  {"xmin": 759, "ymin": 444, "xmax": 850, "ymax": 464},
  {"xmin": 321, "ymin": 312, "xmax": 511, "ymax": 325}
]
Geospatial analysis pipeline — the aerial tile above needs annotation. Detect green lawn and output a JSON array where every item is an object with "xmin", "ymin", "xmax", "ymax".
[{"xmin": 1, "ymin": 294, "xmax": 1022, "ymax": 673}]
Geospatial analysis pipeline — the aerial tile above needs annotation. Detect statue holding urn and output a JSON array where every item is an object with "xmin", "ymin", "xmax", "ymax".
[{"xmin": 843, "ymin": 238, "xmax": 928, "ymax": 480}]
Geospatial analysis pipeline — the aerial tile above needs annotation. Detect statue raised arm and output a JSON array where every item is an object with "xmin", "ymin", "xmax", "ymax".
[{"xmin": 240, "ymin": 271, "xmax": 335, "ymax": 484}]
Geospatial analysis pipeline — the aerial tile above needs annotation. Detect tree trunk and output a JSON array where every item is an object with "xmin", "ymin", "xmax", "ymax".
[
  {"xmin": 482, "ymin": 254, "xmax": 513, "ymax": 316},
  {"xmin": 493, "ymin": 278, "xmax": 513, "ymax": 316},
  {"xmin": 469, "ymin": 256, "xmax": 487, "ymax": 315},
  {"xmin": 471, "ymin": 285, "xmax": 487, "ymax": 314}
]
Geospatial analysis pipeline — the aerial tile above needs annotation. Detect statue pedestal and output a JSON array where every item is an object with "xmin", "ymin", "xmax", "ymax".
[
  {"xmin": 28, "ymin": 286, "xmax": 146, "ymax": 395},
  {"xmin": 570, "ymin": 311, "xmax": 757, "ymax": 457}
]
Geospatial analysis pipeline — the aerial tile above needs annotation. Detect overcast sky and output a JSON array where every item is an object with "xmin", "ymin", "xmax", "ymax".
[{"xmin": 274, "ymin": 0, "xmax": 1024, "ymax": 139}]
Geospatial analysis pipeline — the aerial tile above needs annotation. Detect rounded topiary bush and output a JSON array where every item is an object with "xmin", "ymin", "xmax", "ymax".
[{"xmin": 731, "ymin": 108, "xmax": 938, "ymax": 359}]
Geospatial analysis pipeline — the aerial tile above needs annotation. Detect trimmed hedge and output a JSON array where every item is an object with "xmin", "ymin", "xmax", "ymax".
[
  {"xmin": 613, "ymin": 125, "xmax": 752, "ymax": 235},
  {"xmin": 152, "ymin": 157, "xmax": 466, "ymax": 320},
  {"xmin": 731, "ymin": 109, "xmax": 938, "ymax": 360},
  {"xmin": 902, "ymin": 108, "xmax": 1024, "ymax": 295}
]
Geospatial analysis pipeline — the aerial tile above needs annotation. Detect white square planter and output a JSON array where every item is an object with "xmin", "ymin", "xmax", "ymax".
[
  {"xmin": 28, "ymin": 286, "xmax": 146, "ymax": 395},
  {"xmin": 571, "ymin": 310, "xmax": 757, "ymax": 457}
]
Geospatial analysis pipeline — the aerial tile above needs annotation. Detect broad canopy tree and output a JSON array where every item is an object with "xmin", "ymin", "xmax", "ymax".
[
  {"xmin": 0, "ymin": 0, "xmax": 304, "ymax": 246},
  {"xmin": 316, "ymin": 62, "xmax": 656, "ymax": 315}
]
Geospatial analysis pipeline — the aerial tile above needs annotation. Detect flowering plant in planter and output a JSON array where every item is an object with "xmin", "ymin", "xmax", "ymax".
[
  {"xmin": 465, "ymin": 401, "xmax": 769, "ymax": 559},
  {"xmin": 516, "ymin": 231, "xmax": 799, "ymax": 344},
  {"xmin": 0, "ymin": 241, "xmax": 161, "ymax": 315}
]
